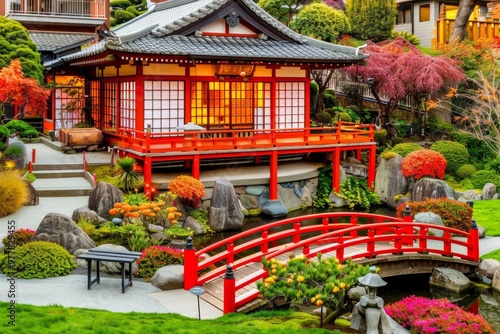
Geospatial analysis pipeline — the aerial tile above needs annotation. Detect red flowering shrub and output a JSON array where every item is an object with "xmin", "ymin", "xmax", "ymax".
[
  {"xmin": 2, "ymin": 228, "xmax": 36, "ymax": 253},
  {"xmin": 402, "ymin": 149, "xmax": 447, "ymax": 180},
  {"xmin": 385, "ymin": 296, "xmax": 494, "ymax": 334},
  {"xmin": 136, "ymin": 245, "xmax": 184, "ymax": 279},
  {"xmin": 396, "ymin": 198, "xmax": 472, "ymax": 232}
]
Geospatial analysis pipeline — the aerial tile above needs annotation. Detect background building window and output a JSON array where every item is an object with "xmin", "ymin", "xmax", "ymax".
[
  {"xmin": 420, "ymin": 4, "xmax": 430, "ymax": 22},
  {"xmin": 276, "ymin": 82, "xmax": 305, "ymax": 129},
  {"xmin": 397, "ymin": 5, "xmax": 412, "ymax": 24},
  {"xmin": 120, "ymin": 81, "xmax": 135, "ymax": 130}
]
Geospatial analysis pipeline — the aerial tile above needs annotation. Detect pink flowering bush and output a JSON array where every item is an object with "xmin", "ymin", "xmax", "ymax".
[
  {"xmin": 401, "ymin": 149, "xmax": 447, "ymax": 180},
  {"xmin": 385, "ymin": 296, "xmax": 494, "ymax": 334},
  {"xmin": 136, "ymin": 245, "xmax": 184, "ymax": 279},
  {"xmin": 2, "ymin": 228, "xmax": 36, "ymax": 253}
]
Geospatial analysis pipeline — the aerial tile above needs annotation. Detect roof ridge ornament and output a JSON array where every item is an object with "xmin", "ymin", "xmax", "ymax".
[{"xmin": 226, "ymin": 11, "xmax": 240, "ymax": 28}]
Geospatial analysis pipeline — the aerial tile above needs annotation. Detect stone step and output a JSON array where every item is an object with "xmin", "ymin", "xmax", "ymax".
[
  {"xmin": 32, "ymin": 163, "xmax": 84, "ymax": 171},
  {"xmin": 32, "ymin": 169, "xmax": 86, "ymax": 178},
  {"xmin": 31, "ymin": 174, "xmax": 94, "ymax": 197}
]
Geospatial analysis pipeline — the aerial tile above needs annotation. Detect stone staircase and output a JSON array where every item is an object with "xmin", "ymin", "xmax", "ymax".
[{"xmin": 31, "ymin": 163, "xmax": 95, "ymax": 197}]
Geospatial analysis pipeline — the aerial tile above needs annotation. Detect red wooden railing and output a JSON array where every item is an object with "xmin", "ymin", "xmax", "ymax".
[
  {"xmin": 112, "ymin": 121, "xmax": 374, "ymax": 154},
  {"xmin": 183, "ymin": 212, "xmax": 479, "ymax": 313}
]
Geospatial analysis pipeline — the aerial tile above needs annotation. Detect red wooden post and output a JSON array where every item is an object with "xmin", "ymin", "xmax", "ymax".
[
  {"xmin": 192, "ymin": 155, "xmax": 200, "ymax": 180},
  {"xmin": 444, "ymin": 231, "xmax": 452, "ymax": 256},
  {"xmin": 183, "ymin": 236, "xmax": 198, "ymax": 290},
  {"xmin": 269, "ymin": 150, "xmax": 278, "ymax": 200},
  {"xmin": 83, "ymin": 151, "xmax": 88, "ymax": 172},
  {"xmin": 32, "ymin": 148, "xmax": 36, "ymax": 163},
  {"xmin": 261, "ymin": 230, "xmax": 268, "ymax": 253},
  {"xmin": 336, "ymin": 235, "xmax": 344, "ymax": 261},
  {"xmin": 227, "ymin": 243, "xmax": 234, "ymax": 264},
  {"xmin": 402, "ymin": 205, "xmax": 413, "ymax": 246},
  {"xmin": 92, "ymin": 173, "xmax": 97, "ymax": 188},
  {"xmin": 468, "ymin": 219, "xmax": 479, "ymax": 261},
  {"xmin": 333, "ymin": 148, "xmax": 341, "ymax": 192},
  {"xmin": 350, "ymin": 216, "xmax": 357, "ymax": 237},
  {"xmin": 419, "ymin": 227, "xmax": 427, "ymax": 253},
  {"xmin": 303, "ymin": 244, "xmax": 310, "ymax": 255},
  {"xmin": 29, "ymin": 161, "xmax": 32, "ymax": 173},
  {"xmin": 322, "ymin": 217, "xmax": 329, "ymax": 234},
  {"xmin": 223, "ymin": 265, "xmax": 236, "ymax": 314},
  {"xmin": 144, "ymin": 157, "xmax": 152, "ymax": 200},
  {"xmin": 367, "ymin": 145, "xmax": 376, "ymax": 190},
  {"xmin": 367, "ymin": 229, "xmax": 375, "ymax": 257}
]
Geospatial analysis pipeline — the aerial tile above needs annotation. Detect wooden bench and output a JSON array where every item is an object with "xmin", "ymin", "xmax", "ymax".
[{"xmin": 78, "ymin": 248, "xmax": 142, "ymax": 293}]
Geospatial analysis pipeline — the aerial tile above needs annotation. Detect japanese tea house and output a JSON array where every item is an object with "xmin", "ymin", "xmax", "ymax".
[{"xmin": 44, "ymin": 0, "xmax": 376, "ymax": 199}]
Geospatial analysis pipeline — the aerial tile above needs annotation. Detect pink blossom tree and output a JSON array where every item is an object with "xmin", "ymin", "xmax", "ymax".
[{"xmin": 345, "ymin": 38, "xmax": 465, "ymax": 137}]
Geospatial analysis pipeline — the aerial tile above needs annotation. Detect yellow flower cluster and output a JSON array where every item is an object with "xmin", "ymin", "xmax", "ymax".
[{"xmin": 109, "ymin": 200, "xmax": 182, "ymax": 224}]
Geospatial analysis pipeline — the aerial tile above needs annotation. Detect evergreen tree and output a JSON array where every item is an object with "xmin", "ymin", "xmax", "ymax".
[
  {"xmin": 257, "ymin": 0, "xmax": 320, "ymax": 27},
  {"xmin": 0, "ymin": 17, "xmax": 44, "ymax": 84},
  {"xmin": 346, "ymin": 0, "xmax": 397, "ymax": 42}
]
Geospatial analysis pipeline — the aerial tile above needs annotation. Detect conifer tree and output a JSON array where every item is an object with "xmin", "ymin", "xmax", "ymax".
[{"xmin": 346, "ymin": 0, "xmax": 397, "ymax": 42}]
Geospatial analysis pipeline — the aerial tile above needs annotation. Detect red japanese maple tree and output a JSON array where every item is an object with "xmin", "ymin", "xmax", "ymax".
[
  {"xmin": 0, "ymin": 59, "xmax": 50, "ymax": 119},
  {"xmin": 345, "ymin": 38, "xmax": 466, "ymax": 137}
]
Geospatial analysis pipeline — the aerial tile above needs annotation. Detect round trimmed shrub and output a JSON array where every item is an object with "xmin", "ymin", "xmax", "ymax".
[
  {"xmin": 470, "ymin": 170, "xmax": 500, "ymax": 189},
  {"xmin": 388, "ymin": 143, "xmax": 423, "ymax": 158},
  {"xmin": 430, "ymin": 140, "xmax": 469, "ymax": 175},
  {"xmin": 402, "ymin": 150, "xmax": 447, "ymax": 180},
  {"xmin": 0, "ymin": 170, "xmax": 29, "ymax": 217},
  {"xmin": 333, "ymin": 112, "xmax": 352, "ymax": 123},
  {"xmin": 0, "ymin": 125, "xmax": 9, "ymax": 142},
  {"xmin": 456, "ymin": 164, "xmax": 476, "ymax": 180},
  {"xmin": 1, "ymin": 241, "xmax": 76, "ymax": 278},
  {"xmin": 374, "ymin": 129, "xmax": 388, "ymax": 146},
  {"xmin": 315, "ymin": 111, "xmax": 332, "ymax": 125},
  {"xmin": 323, "ymin": 90, "xmax": 337, "ymax": 108}
]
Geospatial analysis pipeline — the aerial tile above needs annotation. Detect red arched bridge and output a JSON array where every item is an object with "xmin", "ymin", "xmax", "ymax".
[{"xmin": 183, "ymin": 211, "xmax": 480, "ymax": 314}]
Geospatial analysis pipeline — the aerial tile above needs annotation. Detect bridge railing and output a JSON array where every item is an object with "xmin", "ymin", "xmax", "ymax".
[
  {"xmin": 183, "ymin": 212, "xmax": 406, "ymax": 290},
  {"xmin": 183, "ymin": 212, "xmax": 479, "ymax": 314}
]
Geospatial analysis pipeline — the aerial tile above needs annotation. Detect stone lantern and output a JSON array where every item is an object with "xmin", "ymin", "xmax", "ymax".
[{"xmin": 350, "ymin": 267, "xmax": 394, "ymax": 334}]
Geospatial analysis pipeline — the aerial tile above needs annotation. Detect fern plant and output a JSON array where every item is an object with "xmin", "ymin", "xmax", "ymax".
[
  {"xmin": 335, "ymin": 176, "xmax": 380, "ymax": 210},
  {"xmin": 312, "ymin": 164, "xmax": 333, "ymax": 209}
]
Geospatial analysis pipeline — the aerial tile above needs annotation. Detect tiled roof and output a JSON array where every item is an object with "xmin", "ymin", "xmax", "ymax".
[
  {"xmin": 45, "ymin": 0, "xmax": 367, "ymax": 67},
  {"xmin": 29, "ymin": 32, "xmax": 96, "ymax": 52},
  {"xmin": 106, "ymin": 34, "xmax": 361, "ymax": 62}
]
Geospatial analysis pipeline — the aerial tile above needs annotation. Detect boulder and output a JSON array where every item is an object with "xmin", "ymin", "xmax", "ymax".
[
  {"xmin": 246, "ymin": 185, "xmax": 267, "ymax": 196},
  {"xmin": 150, "ymin": 232, "xmax": 169, "ymax": 243},
  {"xmin": 88, "ymin": 182, "xmax": 123, "ymax": 220},
  {"xmin": 341, "ymin": 161, "xmax": 368, "ymax": 177},
  {"xmin": 278, "ymin": 184, "xmax": 303, "ymax": 212},
  {"xmin": 151, "ymin": 265, "xmax": 184, "ymax": 290},
  {"xmin": 25, "ymin": 182, "xmax": 39, "ymax": 206},
  {"xmin": 328, "ymin": 192, "xmax": 349, "ymax": 208},
  {"xmin": 411, "ymin": 178, "xmax": 456, "ymax": 202},
  {"xmin": 147, "ymin": 224, "xmax": 164, "ymax": 233},
  {"xmin": 238, "ymin": 194, "xmax": 260, "ymax": 209},
  {"xmin": 75, "ymin": 244, "xmax": 138, "ymax": 274},
  {"xmin": 374, "ymin": 154, "xmax": 411, "ymax": 209},
  {"xmin": 478, "ymin": 259, "xmax": 500, "ymax": 279},
  {"xmin": 208, "ymin": 178, "xmax": 244, "ymax": 232},
  {"xmin": 429, "ymin": 267, "xmax": 470, "ymax": 293},
  {"xmin": 413, "ymin": 212, "xmax": 445, "ymax": 237},
  {"xmin": 492, "ymin": 268, "xmax": 500, "ymax": 294},
  {"xmin": 461, "ymin": 190, "xmax": 481, "ymax": 201},
  {"xmin": 72, "ymin": 207, "xmax": 107, "ymax": 225},
  {"xmin": 261, "ymin": 200, "xmax": 288, "ymax": 218},
  {"xmin": 183, "ymin": 215, "xmax": 205, "ymax": 235},
  {"xmin": 478, "ymin": 225, "xmax": 486, "ymax": 239},
  {"xmin": 31, "ymin": 213, "xmax": 96, "ymax": 254},
  {"xmin": 347, "ymin": 286, "xmax": 366, "ymax": 301},
  {"xmin": 300, "ymin": 186, "xmax": 313, "ymax": 207},
  {"xmin": 482, "ymin": 183, "xmax": 497, "ymax": 200}
]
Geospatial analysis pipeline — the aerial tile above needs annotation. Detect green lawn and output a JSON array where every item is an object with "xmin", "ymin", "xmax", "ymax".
[
  {"xmin": 0, "ymin": 304, "xmax": 346, "ymax": 334},
  {"xmin": 472, "ymin": 199, "xmax": 500, "ymax": 237}
]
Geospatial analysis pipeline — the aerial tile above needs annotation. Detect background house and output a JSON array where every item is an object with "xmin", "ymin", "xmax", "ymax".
[{"xmin": 394, "ymin": 0, "xmax": 493, "ymax": 47}]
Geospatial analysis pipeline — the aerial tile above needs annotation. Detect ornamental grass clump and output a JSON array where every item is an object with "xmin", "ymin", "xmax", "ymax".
[
  {"xmin": 257, "ymin": 254, "xmax": 370, "ymax": 323},
  {"xmin": 1, "ymin": 241, "xmax": 76, "ymax": 278},
  {"xmin": 401, "ymin": 149, "xmax": 447, "ymax": 180},
  {"xmin": 0, "ymin": 170, "xmax": 29, "ymax": 217},
  {"xmin": 385, "ymin": 296, "xmax": 494, "ymax": 334}
]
